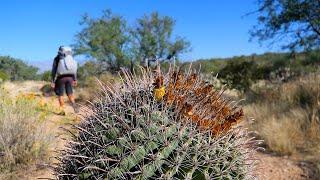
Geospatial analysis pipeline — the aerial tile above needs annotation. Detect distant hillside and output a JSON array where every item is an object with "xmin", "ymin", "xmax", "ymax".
[
  {"xmin": 182, "ymin": 50, "xmax": 320, "ymax": 74},
  {"xmin": 0, "ymin": 56, "xmax": 39, "ymax": 81},
  {"xmin": 2, "ymin": 50, "xmax": 319, "ymax": 83},
  {"xmin": 29, "ymin": 61, "xmax": 52, "ymax": 73}
]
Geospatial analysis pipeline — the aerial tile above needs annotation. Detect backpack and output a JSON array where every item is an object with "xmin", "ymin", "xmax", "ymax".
[{"xmin": 56, "ymin": 46, "xmax": 77, "ymax": 76}]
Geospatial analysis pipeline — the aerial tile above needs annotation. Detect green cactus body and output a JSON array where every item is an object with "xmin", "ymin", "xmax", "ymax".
[{"xmin": 55, "ymin": 69, "xmax": 255, "ymax": 179}]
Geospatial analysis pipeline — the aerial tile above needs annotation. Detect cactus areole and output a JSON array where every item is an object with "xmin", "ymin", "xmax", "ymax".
[{"xmin": 55, "ymin": 67, "xmax": 255, "ymax": 179}]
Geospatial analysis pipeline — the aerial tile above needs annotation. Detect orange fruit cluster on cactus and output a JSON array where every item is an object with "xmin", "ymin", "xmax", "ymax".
[{"xmin": 159, "ymin": 70, "xmax": 243, "ymax": 135}]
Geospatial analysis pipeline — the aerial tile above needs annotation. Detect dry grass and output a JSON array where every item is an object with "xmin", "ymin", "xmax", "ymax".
[
  {"xmin": 0, "ymin": 87, "xmax": 53, "ymax": 177},
  {"xmin": 77, "ymin": 72, "xmax": 119, "ymax": 102},
  {"xmin": 246, "ymin": 105, "xmax": 306, "ymax": 155},
  {"xmin": 245, "ymin": 73, "xmax": 320, "ymax": 156}
]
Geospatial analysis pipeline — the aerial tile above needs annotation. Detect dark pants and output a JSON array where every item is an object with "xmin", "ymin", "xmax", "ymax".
[{"xmin": 54, "ymin": 75, "xmax": 74, "ymax": 96}]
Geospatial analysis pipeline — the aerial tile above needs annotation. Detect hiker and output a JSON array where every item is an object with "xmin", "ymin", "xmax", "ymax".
[{"xmin": 51, "ymin": 46, "xmax": 79, "ymax": 115}]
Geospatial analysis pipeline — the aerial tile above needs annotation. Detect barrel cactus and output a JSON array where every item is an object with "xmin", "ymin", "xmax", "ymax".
[{"xmin": 55, "ymin": 67, "xmax": 256, "ymax": 179}]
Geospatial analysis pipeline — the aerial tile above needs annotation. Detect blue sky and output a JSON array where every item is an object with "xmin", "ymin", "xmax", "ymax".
[{"xmin": 0, "ymin": 0, "xmax": 281, "ymax": 70}]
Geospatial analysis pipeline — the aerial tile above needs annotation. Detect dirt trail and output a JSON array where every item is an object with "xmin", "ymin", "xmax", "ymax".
[
  {"xmin": 31, "ymin": 105, "xmax": 78, "ymax": 180},
  {"xmin": 2, "ymin": 81, "xmax": 317, "ymax": 179},
  {"xmin": 254, "ymin": 152, "xmax": 318, "ymax": 179}
]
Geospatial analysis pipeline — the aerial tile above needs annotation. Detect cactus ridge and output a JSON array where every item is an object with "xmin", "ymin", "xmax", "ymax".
[{"xmin": 55, "ymin": 68, "xmax": 255, "ymax": 179}]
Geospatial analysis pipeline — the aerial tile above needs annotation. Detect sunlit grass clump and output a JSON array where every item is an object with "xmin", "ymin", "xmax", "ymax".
[
  {"xmin": 0, "ymin": 88, "xmax": 52, "ymax": 174},
  {"xmin": 246, "ymin": 73, "xmax": 320, "ymax": 155}
]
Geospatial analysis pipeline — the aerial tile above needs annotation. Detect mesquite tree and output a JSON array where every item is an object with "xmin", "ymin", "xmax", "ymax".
[{"xmin": 250, "ymin": 0, "xmax": 320, "ymax": 51}]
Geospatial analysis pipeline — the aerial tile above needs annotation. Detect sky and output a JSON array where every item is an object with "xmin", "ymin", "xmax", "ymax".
[{"xmin": 0, "ymin": 0, "xmax": 281, "ymax": 70}]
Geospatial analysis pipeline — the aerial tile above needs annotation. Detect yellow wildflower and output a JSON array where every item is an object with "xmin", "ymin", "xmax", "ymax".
[
  {"xmin": 153, "ymin": 86, "xmax": 165, "ymax": 101},
  {"xmin": 39, "ymin": 97, "xmax": 46, "ymax": 107}
]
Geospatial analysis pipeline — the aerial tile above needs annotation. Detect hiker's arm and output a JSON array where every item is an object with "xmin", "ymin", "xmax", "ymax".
[
  {"xmin": 71, "ymin": 68, "xmax": 77, "ymax": 86},
  {"xmin": 72, "ymin": 74, "xmax": 77, "ymax": 81},
  {"xmin": 72, "ymin": 74, "xmax": 77, "ymax": 86},
  {"xmin": 51, "ymin": 56, "xmax": 59, "ymax": 83}
]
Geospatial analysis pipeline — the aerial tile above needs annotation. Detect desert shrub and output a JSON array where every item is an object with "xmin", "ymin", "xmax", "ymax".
[
  {"xmin": 0, "ymin": 89, "xmax": 52, "ymax": 173},
  {"xmin": 301, "ymin": 50, "xmax": 320, "ymax": 66},
  {"xmin": 40, "ymin": 83, "xmax": 54, "ymax": 97},
  {"xmin": 218, "ymin": 58, "xmax": 260, "ymax": 93},
  {"xmin": 77, "ymin": 61, "xmax": 100, "ymax": 83},
  {"xmin": 55, "ymin": 69, "xmax": 256, "ymax": 179},
  {"xmin": 0, "ymin": 71, "xmax": 10, "ymax": 83},
  {"xmin": 183, "ymin": 59, "xmax": 226, "ymax": 74},
  {"xmin": 41, "ymin": 70, "xmax": 51, "ymax": 82}
]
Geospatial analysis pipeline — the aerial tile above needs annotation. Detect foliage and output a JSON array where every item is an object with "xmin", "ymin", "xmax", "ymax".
[
  {"xmin": 73, "ymin": 10, "xmax": 131, "ymax": 73},
  {"xmin": 55, "ymin": 69, "xmax": 255, "ymax": 179},
  {"xmin": 73, "ymin": 10, "xmax": 190, "ymax": 73},
  {"xmin": 0, "ymin": 56, "xmax": 39, "ymax": 81},
  {"xmin": 132, "ymin": 12, "xmax": 190, "ymax": 61},
  {"xmin": 250, "ymin": 0, "xmax": 320, "ymax": 51},
  {"xmin": 304, "ymin": 49, "xmax": 320, "ymax": 66}
]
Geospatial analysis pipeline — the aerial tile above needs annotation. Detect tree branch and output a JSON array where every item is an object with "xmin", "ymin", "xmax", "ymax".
[{"xmin": 309, "ymin": 21, "xmax": 320, "ymax": 36}]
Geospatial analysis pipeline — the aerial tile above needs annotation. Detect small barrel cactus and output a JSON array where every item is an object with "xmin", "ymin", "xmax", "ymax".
[{"xmin": 55, "ymin": 67, "xmax": 256, "ymax": 179}]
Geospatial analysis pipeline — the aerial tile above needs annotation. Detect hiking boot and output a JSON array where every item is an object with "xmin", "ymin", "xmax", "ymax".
[
  {"xmin": 72, "ymin": 103, "xmax": 79, "ymax": 113},
  {"xmin": 57, "ymin": 110, "xmax": 66, "ymax": 116}
]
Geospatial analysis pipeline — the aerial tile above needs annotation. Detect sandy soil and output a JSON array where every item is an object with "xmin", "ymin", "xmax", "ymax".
[{"xmin": 254, "ymin": 152, "xmax": 318, "ymax": 180}]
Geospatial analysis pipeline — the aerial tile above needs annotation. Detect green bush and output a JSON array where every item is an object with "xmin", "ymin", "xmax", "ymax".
[
  {"xmin": 0, "ymin": 71, "xmax": 10, "ymax": 83},
  {"xmin": 77, "ymin": 61, "xmax": 100, "ymax": 83},
  {"xmin": 41, "ymin": 70, "xmax": 51, "ymax": 82},
  {"xmin": 218, "ymin": 58, "xmax": 260, "ymax": 92}
]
